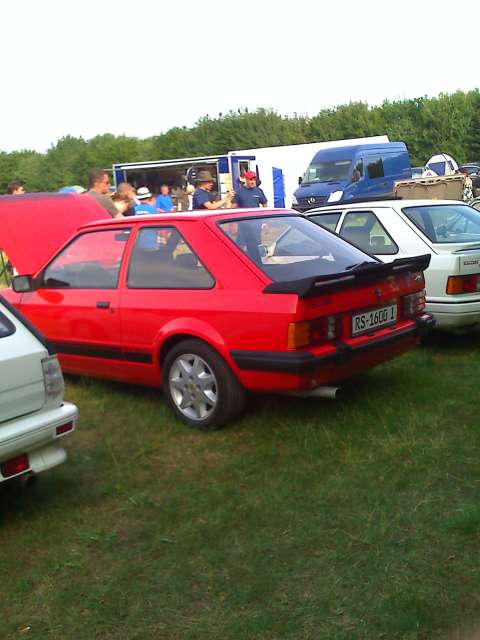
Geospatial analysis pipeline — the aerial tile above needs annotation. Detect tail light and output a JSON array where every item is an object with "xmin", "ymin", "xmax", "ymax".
[
  {"xmin": 446, "ymin": 274, "xmax": 480, "ymax": 294},
  {"xmin": 42, "ymin": 356, "xmax": 65, "ymax": 407},
  {"xmin": 402, "ymin": 289, "xmax": 426, "ymax": 318},
  {"xmin": 56, "ymin": 421, "xmax": 74, "ymax": 436},
  {"xmin": 1, "ymin": 454, "xmax": 29, "ymax": 478},
  {"xmin": 288, "ymin": 315, "xmax": 342, "ymax": 349}
]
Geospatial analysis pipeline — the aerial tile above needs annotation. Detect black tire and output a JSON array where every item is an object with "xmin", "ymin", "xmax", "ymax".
[{"xmin": 163, "ymin": 339, "xmax": 246, "ymax": 429}]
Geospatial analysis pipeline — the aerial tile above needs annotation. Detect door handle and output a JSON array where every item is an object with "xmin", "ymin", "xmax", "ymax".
[{"xmin": 96, "ymin": 300, "xmax": 111, "ymax": 309}]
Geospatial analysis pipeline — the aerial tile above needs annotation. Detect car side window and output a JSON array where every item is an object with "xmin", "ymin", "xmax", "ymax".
[
  {"xmin": 308, "ymin": 212, "xmax": 342, "ymax": 231},
  {"xmin": 127, "ymin": 226, "xmax": 215, "ymax": 289},
  {"xmin": 43, "ymin": 229, "xmax": 130, "ymax": 289},
  {"xmin": 367, "ymin": 156, "xmax": 385, "ymax": 179},
  {"xmin": 339, "ymin": 211, "xmax": 398, "ymax": 255},
  {"xmin": 0, "ymin": 310, "xmax": 15, "ymax": 338}
]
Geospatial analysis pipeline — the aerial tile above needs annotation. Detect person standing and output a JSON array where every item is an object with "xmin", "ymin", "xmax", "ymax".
[
  {"xmin": 111, "ymin": 192, "xmax": 132, "ymax": 218},
  {"xmin": 86, "ymin": 169, "xmax": 118, "ymax": 217},
  {"xmin": 116, "ymin": 182, "xmax": 138, "ymax": 216},
  {"xmin": 155, "ymin": 184, "xmax": 174, "ymax": 212},
  {"xmin": 134, "ymin": 187, "xmax": 159, "ymax": 215},
  {"xmin": 231, "ymin": 171, "xmax": 268, "ymax": 208},
  {"xmin": 192, "ymin": 171, "xmax": 232, "ymax": 210},
  {"xmin": 6, "ymin": 180, "xmax": 26, "ymax": 195}
]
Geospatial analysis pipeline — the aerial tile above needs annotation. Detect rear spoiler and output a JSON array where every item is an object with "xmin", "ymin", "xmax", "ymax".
[{"xmin": 263, "ymin": 254, "xmax": 431, "ymax": 298}]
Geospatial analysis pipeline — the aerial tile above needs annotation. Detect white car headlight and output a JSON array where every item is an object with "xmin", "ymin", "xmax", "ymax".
[
  {"xmin": 42, "ymin": 355, "xmax": 65, "ymax": 407},
  {"xmin": 327, "ymin": 190, "xmax": 344, "ymax": 203},
  {"xmin": 292, "ymin": 194, "xmax": 298, "ymax": 205}
]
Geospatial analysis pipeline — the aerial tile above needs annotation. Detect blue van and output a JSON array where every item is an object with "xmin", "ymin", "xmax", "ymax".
[{"xmin": 292, "ymin": 142, "xmax": 411, "ymax": 212}]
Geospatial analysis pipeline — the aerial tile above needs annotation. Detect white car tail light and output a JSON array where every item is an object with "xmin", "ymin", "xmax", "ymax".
[
  {"xmin": 446, "ymin": 274, "xmax": 480, "ymax": 294},
  {"xmin": 42, "ymin": 356, "xmax": 65, "ymax": 407}
]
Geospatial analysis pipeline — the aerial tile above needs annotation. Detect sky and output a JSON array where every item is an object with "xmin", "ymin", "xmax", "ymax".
[{"xmin": 2, "ymin": 0, "xmax": 479, "ymax": 153}]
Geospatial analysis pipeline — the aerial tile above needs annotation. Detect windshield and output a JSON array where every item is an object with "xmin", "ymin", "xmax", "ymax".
[
  {"xmin": 218, "ymin": 215, "xmax": 375, "ymax": 282},
  {"xmin": 402, "ymin": 204, "xmax": 480, "ymax": 244},
  {"xmin": 302, "ymin": 159, "xmax": 352, "ymax": 184}
]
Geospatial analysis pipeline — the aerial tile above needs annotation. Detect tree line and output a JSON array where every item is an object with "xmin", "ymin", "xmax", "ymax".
[{"xmin": 2, "ymin": 89, "xmax": 479, "ymax": 193}]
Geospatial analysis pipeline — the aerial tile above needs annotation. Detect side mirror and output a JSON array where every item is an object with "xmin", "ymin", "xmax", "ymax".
[
  {"xmin": 12, "ymin": 275, "xmax": 34, "ymax": 293},
  {"xmin": 298, "ymin": 176, "xmax": 303, "ymax": 185}
]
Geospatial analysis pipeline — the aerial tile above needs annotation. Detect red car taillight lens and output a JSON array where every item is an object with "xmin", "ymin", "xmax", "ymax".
[
  {"xmin": 288, "ymin": 315, "xmax": 342, "ymax": 348},
  {"xmin": 56, "ymin": 421, "xmax": 74, "ymax": 436},
  {"xmin": 402, "ymin": 289, "xmax": 426, "ymax": 318},
  {"xmin": 1, "ymin": 454, "xmax": 29, "ymax": 478},
  {"xmin": 446, "ymin": 274, "xmax": 480, "ymax": 294}
]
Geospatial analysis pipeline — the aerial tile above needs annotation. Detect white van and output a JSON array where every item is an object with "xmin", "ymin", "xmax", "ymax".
[{"xmin": 0, "ymin": 295, "xmax": 77, "ymax": 482}]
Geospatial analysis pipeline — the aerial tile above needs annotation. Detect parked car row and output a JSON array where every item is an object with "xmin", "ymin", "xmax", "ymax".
[
  {"xmin": 0, "ymin": 193, "xmax": 434, "ymax": 439},
  {"xmin": 5, "ymin": 190, "xmax": 480, "ymax": 486}
]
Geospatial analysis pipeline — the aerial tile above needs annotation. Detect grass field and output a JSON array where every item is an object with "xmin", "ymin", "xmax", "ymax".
[{"xmin": 1, "ymin": 332, "xmax": 480, "ymax": 639}]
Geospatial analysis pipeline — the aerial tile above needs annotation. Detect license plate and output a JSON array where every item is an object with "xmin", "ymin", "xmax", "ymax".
[{"xmin": 351, "ymin": 304, "xmax": 397, "ymax": 336}]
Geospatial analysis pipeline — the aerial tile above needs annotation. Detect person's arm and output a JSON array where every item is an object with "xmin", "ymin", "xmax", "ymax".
[
  {"xmin": 231, "ymin": 192, "xmax": 240, "ymax": 209},
  {"xmin": 259, "ymin": 189, "xmax": 268, "ymax": 208},
  {"xmin": 202, "ymin": 192, "xmax": 233, "ymax": 210}
]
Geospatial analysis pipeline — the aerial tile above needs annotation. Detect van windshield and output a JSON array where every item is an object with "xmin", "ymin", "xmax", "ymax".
[{"xmin": 302, "ymin": 159, "xmax": 352, "ymax": 184}]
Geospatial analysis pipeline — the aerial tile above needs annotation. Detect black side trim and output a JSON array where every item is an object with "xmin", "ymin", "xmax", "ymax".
[
  {"xmin": 0, "ymin": 294, "xmax": 55, "ymax": 355},
  {"xmin": 230, "ymin": 349, "xmax": 338, "ymax": 374},
  {"xmin": 51, "ymin": 341, "xmax": 152, "ymax": 364},
  {"xmin": 231, "ymin": 315, "xmax": 435, "ymax": 373}
]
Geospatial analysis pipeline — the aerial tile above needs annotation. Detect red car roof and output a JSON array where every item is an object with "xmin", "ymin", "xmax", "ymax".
[
  {"xmin": 77, "ymin": 208, "xmax": 295, "ymax": 230},
  {"xmin": 0, "ymin": 192, "xmax": 296, "ymax": 276},
  {"xmin": 0, "ymin": 193, "xmax": 111, "ymax": 274}
]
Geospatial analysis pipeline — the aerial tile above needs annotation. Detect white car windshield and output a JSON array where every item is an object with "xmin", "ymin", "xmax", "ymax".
[
  {"xmin": 218, "ymin": 215, "xmax": 375, "ymax": 282},
  {"xmin": 403, "ymin": 204, "xmax": 480, "ymax": 244}
]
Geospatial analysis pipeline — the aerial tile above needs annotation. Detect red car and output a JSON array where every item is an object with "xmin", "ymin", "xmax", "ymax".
[{"xmin": 1, "ymin": 193, "xmax": 433, "ymax": 429}]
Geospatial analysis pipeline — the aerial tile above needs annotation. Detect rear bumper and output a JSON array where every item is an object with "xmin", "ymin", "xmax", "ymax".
[
  {"xmin": 231, "ymin": 314, "xmax": 435, "ymax": 374},
  {"xmin": 0, "ymin": 401, "xmax": 78, "ymax": 481},
  {"xmin": 426, "ymin": 299, "xmax": 480, "ymax": 329}
]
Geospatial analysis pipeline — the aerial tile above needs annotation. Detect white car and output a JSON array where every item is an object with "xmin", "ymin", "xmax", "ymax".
[
  {"xmin": 304, "ymin": 199, "xmax": 480, "ymax": 329},
  {"xmin": 0, "ymin": 295, "xmax": 78, "ymax": 482}
]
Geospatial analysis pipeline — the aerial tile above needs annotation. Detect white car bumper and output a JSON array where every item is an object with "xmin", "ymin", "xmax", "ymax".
[
  {"xmin": 0, "ymin": 401, "xmax": 78, "ymax": 481},
  {"xmin": 426, "ymin": 299, "xmax": 480, "ymax": 329}
]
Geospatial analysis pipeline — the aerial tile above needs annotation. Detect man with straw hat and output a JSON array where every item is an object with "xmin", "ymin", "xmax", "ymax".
[{"xmin": 192, "ymin": 170, "xmax": 233, "ymax": 210}]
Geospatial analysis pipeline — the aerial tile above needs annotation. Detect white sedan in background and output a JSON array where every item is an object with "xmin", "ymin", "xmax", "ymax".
[
  {"xmin": 304, "ymin": 199, "xmax": 480, "ymax": 330},
  {"xmin": 0, "ymin": 296, "xmax": 78, "ymax": 483}
]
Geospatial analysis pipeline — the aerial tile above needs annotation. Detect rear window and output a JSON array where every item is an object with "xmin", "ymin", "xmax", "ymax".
[
  {"xmin": 402, "ymin": 204, "xmax": 480, "ymax": 244},
  {"xmin": 218, "ymin": 215, "xmax": 375, "ymax": 282},
  {"xmin": 0, "ymin": 310, "xmax": 15, "ymax": 338}
]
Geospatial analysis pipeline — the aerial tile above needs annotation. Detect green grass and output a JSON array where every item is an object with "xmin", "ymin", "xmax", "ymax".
[{"xmin": 2, "ymin": 332, "xmax": 480, "ymax": 639}]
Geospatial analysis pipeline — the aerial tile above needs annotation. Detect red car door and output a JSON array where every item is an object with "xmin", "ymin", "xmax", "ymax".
[
  {"xmin": 119, "ymin": 225, "xmax": 216, "ymax": 386},
  {"xmin": 19, "ymin": 228, "xmax": 131, "ymax": 379}
]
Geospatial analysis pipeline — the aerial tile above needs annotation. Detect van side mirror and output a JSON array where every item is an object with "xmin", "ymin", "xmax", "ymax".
[
  {"xmin": 298, "ymin": 176, "xmax": 303, "ymax": 185},
  {"xmin": 12, "ymin": 275, "xmax": 34, "ymax": 293}
]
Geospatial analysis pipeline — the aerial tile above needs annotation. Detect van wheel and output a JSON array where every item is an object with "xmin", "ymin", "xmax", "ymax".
[{"xmin": 163, "ymin": 339, "xmax": 245, "ymax": 430}]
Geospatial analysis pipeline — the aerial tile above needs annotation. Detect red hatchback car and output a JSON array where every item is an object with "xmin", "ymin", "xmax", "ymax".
[{"xmin": 1, "ymin": 194, "xmax": 433, "ymax": 429}]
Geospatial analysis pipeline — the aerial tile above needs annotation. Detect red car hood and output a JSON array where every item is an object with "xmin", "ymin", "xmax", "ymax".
[{"xmin": 0, "ymin": 193, "xmax": 110, "ymax": 275}]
